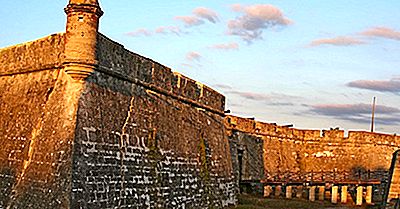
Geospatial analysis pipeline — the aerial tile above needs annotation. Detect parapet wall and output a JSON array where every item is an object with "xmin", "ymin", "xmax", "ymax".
[
  {"xmin": 226, "ymin": 115, "xmax": 400, "ymax": 182},
  {"xmin": 226, "ymin": 115, "xmax": 399, "ymax": 144},
  {"xmin": 96, "ymin": 34, "xmax": 225, "ymax": 114},
  {"xmin": 0, "ymin": 33, "xmax": 65, "ymax": 75}
]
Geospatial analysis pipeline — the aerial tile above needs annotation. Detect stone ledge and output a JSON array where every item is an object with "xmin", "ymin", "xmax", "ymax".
[{"xmin": 0, "ymin": 33, "xmax": 65, "ymax": 75}]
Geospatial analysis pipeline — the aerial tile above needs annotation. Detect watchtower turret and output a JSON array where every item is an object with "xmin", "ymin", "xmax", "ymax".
[{"xmin": 63, "ymin": 0, "xmax": 103, "ymax": 80}]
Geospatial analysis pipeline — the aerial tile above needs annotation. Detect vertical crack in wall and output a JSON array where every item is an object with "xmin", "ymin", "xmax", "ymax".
[
  {"xmin": 118, "ymin": 96, "xmax": 135, "ymax": 206},
  {"xmin": 6, "ymin": 74, "xmax": 58, "ymax": 209},
  {"xmin": 198, "ymin": 131, "xmax": 212, "ymax": 206}
]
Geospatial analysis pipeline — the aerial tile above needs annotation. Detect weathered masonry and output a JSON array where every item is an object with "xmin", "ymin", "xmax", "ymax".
[
  {"xmin": 2, "ymin": 0, "xmax": 400, "ymax": 208},
  {"xmin": 0, "ymin": 0, "xmax": 236, "ymax": 208},
  {"xmin": 225, "ymin": 115, "xmax": 400, "ymax": 205},
  {"xmin": 384, "ymin": 150, "xmax": 400, "ymax": 206}
]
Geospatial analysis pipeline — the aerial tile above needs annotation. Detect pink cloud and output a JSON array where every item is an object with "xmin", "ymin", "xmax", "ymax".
[
  {"xmin": 308, "ymin": 103, "xmax": 400, "ymax": 125},
  {"xmin": 155, "ymin": 26, "xmax": 182, "ymax": 36},
  {"xmin": 126, "ymin": 26, "xmax": 184, "ymax": 37},
  {"xmin": 310, "ymin": 36, "xmax": 366, "ymax": 47},
  {"xmin": 125, "ymin": 28, "xmax": 152, "ymax": 37},
  {"xmin": 175, "ymin": 16, "xmax": 204, "ymax": 27},
  {"xmin": 311, "ymin": 103, "xmax": 400, "ymax": 115},
  {"xmin": 228, "ymin": 90, "xmax": 272, "ymax": 101},
  {"xmin": 226, "ymin": 90, "xmax": 300, "ymax": 105},
  {"xmin": 230, "ymin": 4, "xmax": 243, "ymax": 12},
  {"xmin": 193, "ymin": 7, "xmax": 219, "ymax": 23},
  {"xmin": 242, "ymin": 4, "xmax": 292, "ymax": 25},
  {"xmin": 209, "ymin": 42, "xmax": 239, "ymax": 50},
  {"xmin": 175, "ymin": 7, "xmax": 219, "ymax": 27},
  {"xmin": 186, "ymin": 51, "xmax": 202, "ymax": 62},
  {"xmin": 347, "ymin": 78, "xmax": 400, "ymax": 93},
  {"xmin": 227, "ymin": 4, "xmax": 292, "ymax": 43},
  {"xmin": 360, "ymin": 27, "xmax": 400, "ymax": 41}
]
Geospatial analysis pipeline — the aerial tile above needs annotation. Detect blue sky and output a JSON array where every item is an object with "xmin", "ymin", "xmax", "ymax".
[{"xmin": 1, "ymin": 0, "xmax": 399, "ymax": 133}]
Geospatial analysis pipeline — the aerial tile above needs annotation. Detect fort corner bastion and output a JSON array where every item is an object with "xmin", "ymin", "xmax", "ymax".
[{"xmin": 0, "ymin": 0, "xmax": 235, "ymax": 208}]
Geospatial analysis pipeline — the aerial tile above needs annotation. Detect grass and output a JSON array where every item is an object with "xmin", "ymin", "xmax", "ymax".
[{"xmin": 229, "ymin": 194, "xmax": 377, "ymax": 209}]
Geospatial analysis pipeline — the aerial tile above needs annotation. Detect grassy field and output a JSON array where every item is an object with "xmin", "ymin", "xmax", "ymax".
[{"xmin": 230, "ymin": 194, "xmax": 378, "ymax": 209}]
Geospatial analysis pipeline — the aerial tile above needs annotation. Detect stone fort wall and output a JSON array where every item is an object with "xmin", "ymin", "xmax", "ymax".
[
  {"xmin": 0, "ymin": 34, "xmax": 83, "ymax": 208},
  {"xmin": 225, "ymin": 115, "xmax": 400, "ymax": 183},
  {"xmin": 68, "ymin": 34, "xmax": 236, "ymax": 208},
  {"xmin": 0, "ymin": 32, "xmax": 236, "ymax": 208}
]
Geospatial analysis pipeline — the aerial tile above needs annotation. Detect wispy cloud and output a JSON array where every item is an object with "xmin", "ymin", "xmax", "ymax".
[
  {"xmin": 193, "ymin": 7, "xmax": 219, "ymax": 23},
  {"xmin": 360, "ymin": 27, "xmax": 400, "ymax": 41},
  {"xmin": 335, "ymin": 115, "xmax": 400, "ymax": 126},
  {"xmin": 308, "ymin": 26, "xmax": 400, "ymax": 47},
  {"xmin": 227, "ymin": 90, "xmax": 272, "ymax": 101},
  {"xmin": 310, "ymin": 103, "xmax": 400, "ymax": 116},
  {"xmin": 225, "ymin": 89, "xmax": 299, "ymax": 106},
  {"xmin": 213, "ymin": 84, "xmax": 233, "ymax": 90},
  {"xmin": 155, "ymin": 26, "xmax": 182, "ymax": 36},
  {"xmin": 126, "ymin": 25, "xmax": 183, "ymax": 37},
  {"xmin": 175, "ymin": 16, "xmax": 204, "ymax": 27},
  {"xmin": 175, "ymin": 7, "xmax": 219, "ymax": 27},
  {"xmin": 186, "ymin": 51, "xmax": 202, "ymax": 62},
  {"xmin": 125, "ymin": 28, "xmax": 152, "ymax": 37},
  {"xmin": 231, "ymin": 4, "xmax": 244, "ymax": 12},
  {"xmin": 347, "ymin": 77, "xmax": 400, "ymax": 93},
  {"xmin": 310, "ymin": 36, "xmax": 366, "ymax": 47},
  {"xmin": 227, "ymin": 4, "xmax": 292, "ymax": 43},
  {"xmin": 373, "ymin": 117, "xmax": 400, "ymax": 126},
  {"xmin": 308, "ymin": 103, "xmax": 400, "ymax": 125},
  {"xmin": 209, "ymin": 42, "xmax": 239, "ymax": 50},
  {"xmin": 269, "ymin": 102, "xmax": 295, "ymax": 106}
]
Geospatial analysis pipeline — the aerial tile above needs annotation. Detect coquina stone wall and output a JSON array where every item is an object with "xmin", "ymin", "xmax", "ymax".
[
  {"xmin": 0, "ymin": 34, "xmax": 65, "ymax": 75},
  {"xmin": 226, "ymin": 115, "xmax": 400, "ymax": 183},
  {"xmin": 68, "ymin": 34, "xmax": 236, "ymax": 208},
  {"xmin": 0, "ymin": 34, "xmax": 83, "ymax": 208},
  {"xmin": 384, "ymin": 151, "xmax": 400, "ymax": 203},
  {"xmin": 0, "ymin": 32, "xmax": 237, "ymax": 208}
]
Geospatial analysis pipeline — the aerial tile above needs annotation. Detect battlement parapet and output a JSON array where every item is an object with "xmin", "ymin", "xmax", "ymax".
[
  {"xmin": 225, "ymin": 115, "xmax": 399, "ymax": 144},
  {"xmin": 0, "ymin": 33, "xmax": 65, "ymax": 76},
  {"xmin": 96, "ymin": 34, "xmax": 225, "ymax": 113},
  {"xmin": 322, "ymin": 129, "xmax": 345, "ymax": 139}
]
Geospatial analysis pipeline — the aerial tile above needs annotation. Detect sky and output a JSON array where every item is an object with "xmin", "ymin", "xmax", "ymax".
[{"xmin": 1, "ymin": 0, "xmax": 399, "ymax": 134}]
